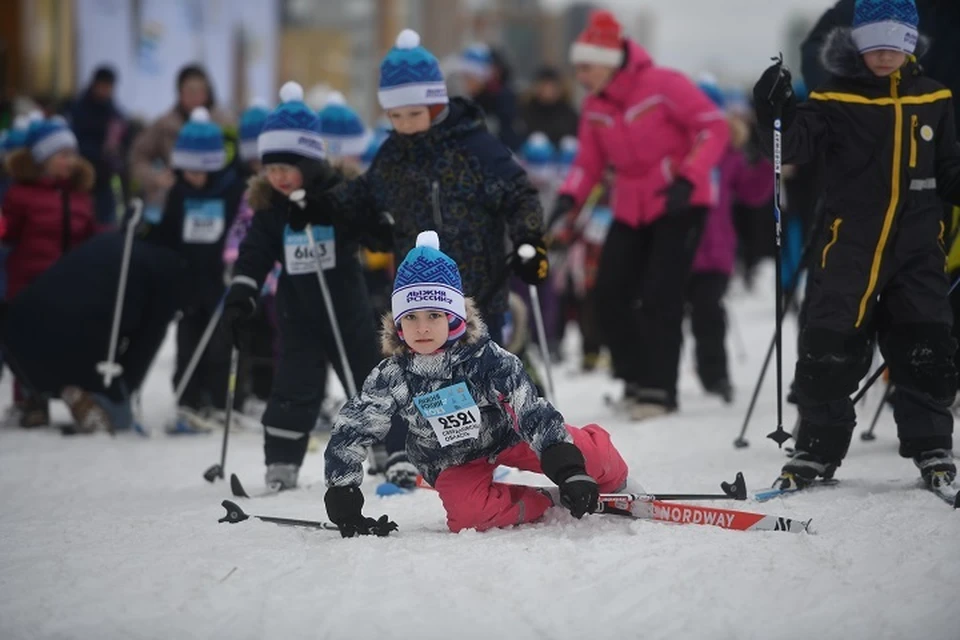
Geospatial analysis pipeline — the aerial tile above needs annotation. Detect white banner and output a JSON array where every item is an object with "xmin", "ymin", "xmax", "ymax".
[{"xmin": 74, "ymin": 0, "xmax": 135, "ymax": 111}]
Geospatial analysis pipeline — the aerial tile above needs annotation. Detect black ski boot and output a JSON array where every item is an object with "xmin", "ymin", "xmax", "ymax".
[
  {"xmin": 913, "ymin": 449, "xmax": 956, "ymax": 488},
  {"xmin": 774, "ymin": 450, "xmax": 837, "ymax": 491}
]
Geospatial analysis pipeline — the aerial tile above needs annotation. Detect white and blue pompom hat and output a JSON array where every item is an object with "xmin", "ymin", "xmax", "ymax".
[
  {"xmin": 851, "ymin": 0, "xmax": 919, "ymax": 54},
  {"xmin": 317, "ymin": 92, "xmax": 372, "ymax": 158},
  {"xmin": 520, "ymin": 132, "xmax": 557, "ymax": 182},
  {"xmin": 171, "ymin": 107, "xmax": 226, "ymax": 171},
  {"xmin": 26, "ymin": 115, "xmax": 78, "ymax": 164},
  {"xmin": 457, "ymin": 43, "xmax": 494, "ymax": 80},
  {"xmin": 258, "ymin": 81, "xmax": 326, "ymax": 164},
  {"xmin": 391, "ymin": 230, "xmax": 466, "ymax": 325},
  {"xmin": 378, "ymin": 29, "xmax": 448, "ymax": 111}
]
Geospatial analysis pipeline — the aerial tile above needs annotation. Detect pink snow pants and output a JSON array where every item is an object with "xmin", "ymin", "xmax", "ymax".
[{"xmin": 433, "ymin": 424, "xmax": 629, "ymax": 533}]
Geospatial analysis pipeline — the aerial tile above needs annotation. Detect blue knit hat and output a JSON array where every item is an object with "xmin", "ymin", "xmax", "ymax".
[
  {"xmin": 5, "ymin": 114, "xmax": 33, "ymax": 153},
  {"xmin": 392, "ymin": 231, "xmax": 466, "ymax": 326},
  {"xmin": 171, "ymin": 107, "xmax": 225, "ymax": 172},
  {"xmin": 239, "ymin": 101, "xmax": 270, "ymax": 162},
  {"xmin": 259, "ymin": 81, "xmax": 326, "ymax": 164},
  {"xmin": 26, "ymin": 115, "xmax": 78, "ymax": 164},
  {"xmin": 317, "ymin": 92, "xmax": 372, "ymax": 158},
  {"xmin": 379, "ymin": 29, "xmax": 448, "ymax": 110},
  {"xmin": 852, "ymin": 0, "xmax": 919, "ymax": 54},
  {"xmin": 520, "ymin": 132, "xmax": 556, "ymax": 182},
  {"xmin": 697, "ymin": 82, "xmax": 726, "ymax": 109},
  {"xmin": 557, "ymin": 136, "xmax": 578, "ymax": 167},
  {"xmin": 457, "ymin": 44, "xmax": 494, "ymax": 80}
]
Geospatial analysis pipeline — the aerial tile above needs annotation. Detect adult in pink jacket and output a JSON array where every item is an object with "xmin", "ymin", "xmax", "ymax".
[{"xmin": 553, "ymin": 10, "xmax": 729, "ymax": 420}]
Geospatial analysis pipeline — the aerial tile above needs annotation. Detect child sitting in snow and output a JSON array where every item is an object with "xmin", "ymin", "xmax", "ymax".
[{"xmin": 323, "ymin": 231, "xmax": 631, "ymax": 537}]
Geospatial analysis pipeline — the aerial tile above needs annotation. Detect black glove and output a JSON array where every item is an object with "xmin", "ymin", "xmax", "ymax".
[
  {"xmin": 324, "ymin": 486, "xmax": 399, "ymax": 538},
  {"xmin": 221, "ymin": 282, "xmax": 258, "ymax": 349},
  {"xmin": 752, "ymin": 61, "xmax": 796, "ymax": 130},
  {"xmin": 513, "ymin": 239, "xmax": 550, "ymax": 285},
  {"xmin": 287, "ymin": 191, "xmax": 333, "ymax": 232},
  {"xmin": 659, "ymin": 177, "xmax": 695, "ymax": 216},
  {"xmin": 540, "ymin": 442, "xmax": 599, "ymax": 519},
  {"xmin": 547, "ymin": 194, "xmax": 576, "ymax": 229}
]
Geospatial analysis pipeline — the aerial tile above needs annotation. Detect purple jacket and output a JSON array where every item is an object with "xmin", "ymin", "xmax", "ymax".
[{"xmin": 693, "ymin": 147, "xmax": 773, "ymax": 275}]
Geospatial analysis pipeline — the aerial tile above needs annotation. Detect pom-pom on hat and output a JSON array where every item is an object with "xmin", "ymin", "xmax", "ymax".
[
  {"xmin": 317, "ymin": 92, "xmax": 372, "ymax": 158},
  {"xmin": 570, "ymin": 10, "xmax": 624, "ymax": 67},
  {"xmin": 26, "ymin": 115, "xmax": 78, "ymax": 164},
  {"xmin": 379, "ymin": 29, "xmax": 448, "ymax": 111},
  {"xmin": 259, "ymin": 81, "xmax": 326, "ymax": 164},
  {"xmin": 391, "ymin": 230, "xmax": 466, "ymax": 326},
  {"xmin": 457, "ymin": 43, "xmax": 494, "ymax": 80},
  {"xmin": 851, "ymin": 0, "xmax": 919, "ymax": 54},
  {"xmin": 239, "ymin": 100, "xmax": 270, "ymax": 162},
  {"xmin": 171, "ymin": 107, "xmax": 226, "ymax": 172}
]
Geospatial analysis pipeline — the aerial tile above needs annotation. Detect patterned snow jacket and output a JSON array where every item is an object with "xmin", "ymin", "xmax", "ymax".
[
  {"xmin": 324, "ymin": 298, "xmax": 571, "ymax": 487},
  {"xmin": 326, "ymin": 98, "xmax": 545, "ymax": 316}
]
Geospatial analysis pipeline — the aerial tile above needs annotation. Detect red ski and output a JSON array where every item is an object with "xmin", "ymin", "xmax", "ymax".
[{"xmin": 598, "ymin": 493, "xmax": 811, "ymax": 534}]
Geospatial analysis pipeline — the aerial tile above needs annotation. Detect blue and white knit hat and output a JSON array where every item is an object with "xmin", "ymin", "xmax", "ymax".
[
  {"xmin": 457, "ymin": 43, "xmax": 494, "ymax": 80},
  {"xmin": 171, "ymin": 107, "xmax": 226, "ymax": 172},
  {"xmin": 392, "ymin": 231, "xmax": 466, "ymax": 326},
  {"xmin": 26, "ymin": 115, "xmax": 78, "ymax": 164},
  {"xmin": 317, "ymin": 92, "xmax": 372, "ymax": 158},
  {"xmin": 852, "ymin": 0, "xmax": 919, "ymax": 54},
  {"xmin": 557, "ymin": 136, "xmax": 578, "ymax": 167},
  {"xmin": 520, "ymin": 132, "xmax": 556, "ymax": 183},
  {"xmin": 5, "ymin": 114, "xmax": 33, "ymax": 153},
  {"xmin": 378, "ymin": 30, "xmax": 448, "ymax": 110},
  {"xmin": 239, "ymin": 101, "xmax": 270, "ymax": 162},
  {"xmin": 259, "ymin": 81, "xmax": 326, "ymax": 164}
]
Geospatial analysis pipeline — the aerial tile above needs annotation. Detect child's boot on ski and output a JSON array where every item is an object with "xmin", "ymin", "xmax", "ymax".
[
  {"xmin": 61, "ymin": 386, "xmax": 114, "ymax": 434},
  {"xmin": 775, "ymin": 450, "xmax": 837, "ymax": 490},
  {"xmin": 913, "ymin": 449, "xmax": 956, "ymax": 488},
  {"xmin": 265, "ymin": 463, "xmax": 299, "ymax": 491}
]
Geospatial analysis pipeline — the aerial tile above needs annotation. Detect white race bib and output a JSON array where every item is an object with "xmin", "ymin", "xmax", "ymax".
[
  {"xmin": 414, "ymin": 382, "xmax": 481, "ymax": 447},
  {"xmin": 283, "ymin": 224, "xmax": 336, "ymax": 275},
  {"xmin": 183, "ymin": 198, "xmax": 225, "ymax": 244}
]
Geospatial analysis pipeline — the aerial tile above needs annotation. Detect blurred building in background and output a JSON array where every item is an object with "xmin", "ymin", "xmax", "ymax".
[{"xmin": 1, "ymin": 0, "xmax": 834, "ymax": 125}]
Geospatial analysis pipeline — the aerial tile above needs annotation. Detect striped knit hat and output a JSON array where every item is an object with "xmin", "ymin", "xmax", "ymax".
[
  {"xmin": 258, "ymin": 82, "xmax": 326, "ymax": 165},
  {"xmin": 852, "ymin": 0, "xmax": 919, "ymax": 54},
  {"xmin": 378, "ymin": 30, "xmax": 448, "ymax": 110},
  {"xmin": 392, "ymin": 231, "xmax": 467, "ymax": 347},
  {"xmin": 171, "ymin": 107, "xmax": 226, "ymax": 172},
  {"xmin": 238, "ymin": 101, "xmax": 270, "ymax": 162},
  {"xmin": 26, "ymin": 115, "xmax": 78, "ymax": 164},
  {"xmin": 317, "ymin": 92, "xmax": 371, "ymax": 158},
  {"xmin": 457, "ymin": 44, "xmax": 494, "ymax": 80}
]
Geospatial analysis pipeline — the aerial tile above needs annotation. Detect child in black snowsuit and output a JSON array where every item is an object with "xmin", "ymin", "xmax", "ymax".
[
  {"xmin": 221, "ymin": 82, "xmax": 381, "ymax": 490},
  {"xmin": 753, "ymin": 0, "xmax": 960, "ymax": 491},
  {"xmin": 152, "ymin": 108, "xmax": 244, "ymax": 427}
]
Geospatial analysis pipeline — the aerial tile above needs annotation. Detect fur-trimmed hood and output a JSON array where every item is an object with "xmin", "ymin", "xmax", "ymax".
[
  {"xmin": 820, "ymin": 27, "xmax": 930, "ymax": 81},
  {"xmin": 380, "ymin": 297, "xmax": 488, "ymax": 358},
  {"xmin": 4, "ymin": 149, "xmax": 95, "ymax": 191},
  {"xmin": 244, "ymin": 160, "xmax": 356, "ymax": 212}
]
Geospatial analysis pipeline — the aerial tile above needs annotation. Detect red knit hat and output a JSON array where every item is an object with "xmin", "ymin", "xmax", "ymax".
[{"xmin": 570, "ymin": 10, "xmax": 624, "ymax": 67}]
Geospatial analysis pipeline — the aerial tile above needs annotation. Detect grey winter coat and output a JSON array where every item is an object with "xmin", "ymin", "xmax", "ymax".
[{"xmin": 324, "ymin": 298, "xmax": 571, "ymax": 487}]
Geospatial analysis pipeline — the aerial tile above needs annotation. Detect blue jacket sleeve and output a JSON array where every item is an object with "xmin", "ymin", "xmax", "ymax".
[
  {"xmin": 485, "ymin": 342, "xmax": 570, "ymax": 455},
  {"xmin": 464, "ymin": 130, "xmax": 545, "ymax": 242},
  {"xmin": 324, "ymin": 358, "xmax": 402, "ymax": 488}
]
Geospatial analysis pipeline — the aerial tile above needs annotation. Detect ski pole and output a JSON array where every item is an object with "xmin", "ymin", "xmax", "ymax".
[
  {"xmin": 517, "ymin": 244, "xmax": 557, "ymax": 406},
  {"xmin": 860, "ymin": 381, "xmax": 892, "ymax": 442},
  {"xmin": 734, "ymin": 201, "xmax": 828, "ymax": 449},
  {"xmin": 766, "ymin": 53, "xmax": 790, "ymax": 448},
  {"xmin": 173, "ymin": 299, "xmax": 225, "ymax": 405},
  {"xmin": 97, "ymin": 198, "xmax": 143, "ymax": 388},
  {"xmin": 219, "ymin": 499, "xmax": 340, "ymax": 530},
  {"xmin": 203, "ymin": 346, "xmax": 239, "ymax": 483},
  {"xmin": 289, "ymin": 190, "xmax": 357, "ymax": 397}
]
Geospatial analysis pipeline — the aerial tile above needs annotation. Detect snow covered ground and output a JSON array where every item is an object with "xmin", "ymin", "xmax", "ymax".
[{"xmin": 1, "ymin": 263, "xmax": 957, "ymax": 640}]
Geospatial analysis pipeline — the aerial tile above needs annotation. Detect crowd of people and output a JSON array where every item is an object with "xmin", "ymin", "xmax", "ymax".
[{"xmin": 1, "ymin": 0, "xmax": 958, "ymax": 536}]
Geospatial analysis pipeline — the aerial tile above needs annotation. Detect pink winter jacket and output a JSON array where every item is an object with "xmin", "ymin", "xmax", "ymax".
[
  {"xmin": 692, "ymin": 146, "xmax": 773, "ymax": 275},
  {"xmin": 560, "ymin": 42, "xmax": 729, "ymax": 228}
]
